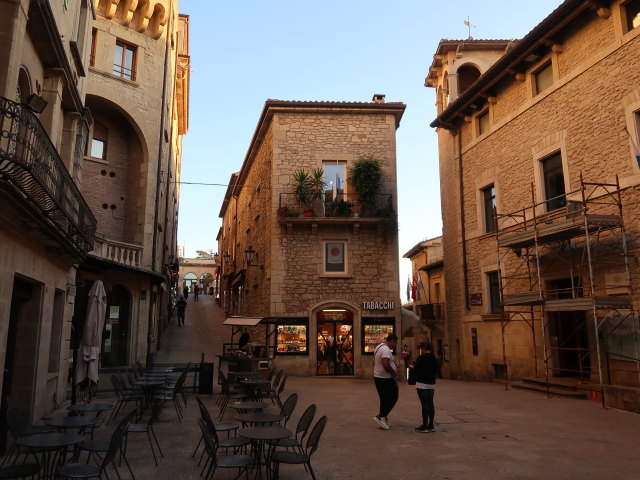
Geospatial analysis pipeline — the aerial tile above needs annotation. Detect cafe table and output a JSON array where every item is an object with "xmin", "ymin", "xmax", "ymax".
[
  {"xmin": 66, "ymin": 403, "xmax": 114, "ymax": 417},
  {"xmin": 238, "ymin": 425, "xmax": 291, "ymax": 480},
  {"xmin": 134, "ymin": 378, "xmax": 165, "ymax": 410},
  {"xmin": 240, "ymin": 378, "xmax": 271, "ymax": 399},
  {"xmin": 234, "ymin": 412, "xmax": 283, "ymax": 427},
  {"xmin": 16, "ymin": 432, "xmax": 83, "ymax": 479},
  {"xmin": 43, "ymin": 415, "xmax": 103, "ymax": 436},
  {"xmin": 226, "ymin": 401, "xmax": 266, "ymax": 414}
]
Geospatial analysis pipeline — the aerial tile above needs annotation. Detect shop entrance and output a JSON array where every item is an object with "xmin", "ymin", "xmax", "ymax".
[{"xmin": 317, "ymin": 309, "xmax": 354, "ymax": 376}]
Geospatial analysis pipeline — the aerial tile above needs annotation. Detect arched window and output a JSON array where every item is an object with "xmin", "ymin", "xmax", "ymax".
[
  {"xmin": 457, "ymin": 64, "xmax": 481, "ymax": 95},
  {"xmin": 183, "ymin": 272, "xmax": 197, "ymax": 289},
  {"xmin": 17, "ymin": 67, "xmax": 32, "ymax": 103}
]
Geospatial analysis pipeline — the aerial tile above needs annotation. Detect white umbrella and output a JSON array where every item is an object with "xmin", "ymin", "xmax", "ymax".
[{"xmin": 75, "ymin": 280, "xmax": 107, "ymax": 385}]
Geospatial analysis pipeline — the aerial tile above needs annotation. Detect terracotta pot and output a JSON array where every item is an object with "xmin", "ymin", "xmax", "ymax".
[{"xmin": 304, "ymin": 209, "xmax": 314, "ymax": 217}]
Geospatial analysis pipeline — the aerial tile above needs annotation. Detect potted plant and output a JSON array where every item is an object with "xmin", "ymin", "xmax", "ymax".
[
  {"xmin": 291, "ymin": 168, "xmax": 326, "ymax": 217},
  {"xmin": 334, "ymin": 199, "xmax": 354, "ymax": 217},
  {"xmin": 348, "ymin": 154, "xmax": 384, "ymax": 215}
]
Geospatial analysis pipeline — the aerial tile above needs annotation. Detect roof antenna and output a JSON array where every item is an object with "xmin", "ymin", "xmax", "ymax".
[{"xmin": 464, "ymin": 17, "xmax": 476, "ymax": 40}]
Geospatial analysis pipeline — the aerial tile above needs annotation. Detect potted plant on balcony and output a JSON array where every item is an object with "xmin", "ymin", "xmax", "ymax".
[
  {"xmin": 334, "ymin": 199, "xmax": 354, "ymax": 217},
  {"xmin": 292, "ymin": 168, "xmax": 326, "ymax": 217},
  {"xmin": 348, "ymin": 154, "xmax": 384, "ymax": 215}
]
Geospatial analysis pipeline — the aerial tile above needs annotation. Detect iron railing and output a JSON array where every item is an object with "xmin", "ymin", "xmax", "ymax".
[
  {"xmin": 0, "ymin": 96, "xmax": 96, "ymax": 253},
  {"xmin": 278, "ymin": 192, "xmax": 394, "ymax": 218},
  {"xmin": 420, "ymin": 303, "xmax": 445, "ymax": 321}
]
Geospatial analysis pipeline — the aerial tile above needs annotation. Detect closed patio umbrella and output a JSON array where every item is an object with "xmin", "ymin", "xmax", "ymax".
[{"xmin": 75, "ymin": 280, "xmax": 107, "ymax": 386}]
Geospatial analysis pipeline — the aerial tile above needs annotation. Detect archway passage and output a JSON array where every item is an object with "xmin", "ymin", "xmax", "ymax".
[
  {"xmin": 102, "ymin": 285, "xmax": 131, "ymax": 367},
  {"xmin": 183, "ymin": 272, "xmax": 197, "ymax": 289},
  {"xmin": 316, "ymin": 308, "xmax": 354, "ymax": 376}
]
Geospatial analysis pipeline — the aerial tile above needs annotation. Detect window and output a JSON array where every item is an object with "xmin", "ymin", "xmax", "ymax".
[
  {"xmin": 477, "ymin": 109, "xmax": 490, "ymax": 135},
  {"xmin": 323, "ymin": 162, "xmax": 345, "ymax": 199},
  {"xmin": 324, "ymin": 241, "xmax": 346, "ymax": 273},
  {"xmin": 113, "ymin": 40, "xmax": 136, "ymax": 80},
  {"xmin": 90, "ymin": 138, "xmax": 106, "ymax": 159},
  {"xmin": 482, "ymin": 184, "xmax": 496, "ymax": 233},
  {"xmin": 471, "ymin": 328, "xmax": 479, "ymax": 356},
  {"xmin": 90, "ymin": 29, "xmax": 97, "ymax": 66},
  {"xmin": 534, "ymin": 62, "xmax": 553, "ymax": 95},
  {"xmin": 487, "ymin": 271, "xmax": 501, "ymax": 314},
  {"xmin": 542, "ymin": 153, "xmax": 566, "ymax": 211},
  {"xmin": 277, "ymin": 320, "xmax": 308, "ymax": 354},
  {"xmin": 625, "ymin": 0, "xmax": 640, "ymax": 31}
]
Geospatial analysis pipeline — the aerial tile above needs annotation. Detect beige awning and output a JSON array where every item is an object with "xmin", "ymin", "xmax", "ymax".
[{"xmin": 223, "ymin": 316, "xmax": 263, "ymax": 326}]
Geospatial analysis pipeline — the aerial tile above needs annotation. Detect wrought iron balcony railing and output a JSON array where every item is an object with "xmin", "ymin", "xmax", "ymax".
[
  {"xmin": 0, "ymin": 97, "xmax": 96, "ymax": 254},
  {"xmin": 278, "ymin": 192, "xmax": 394, "ymax": 219},
  {"xmin": 420, "ymin": 303, "xmax": 445, "ymax": 321}
]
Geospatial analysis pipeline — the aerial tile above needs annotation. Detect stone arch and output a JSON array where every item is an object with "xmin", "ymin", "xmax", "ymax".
[
  {"xmin": 457, "ymin": 63, "xmax": 482, "ymax": 95},
  {"xmin": 183, "ymin": 272, "xmax": 197, "ymax": 290},
  {"xmin": 149, "ymin": 2, "xmax": 167, "ymax": 40}
]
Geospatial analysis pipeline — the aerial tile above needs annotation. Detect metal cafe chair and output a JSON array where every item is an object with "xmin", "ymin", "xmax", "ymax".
[
  {"xmin": 197, "ymin": 418, "xmax": 253, "ymax": 480},
  {"xmin": 278, "ymin": 393, "xmax": 298, "ymax": 428},
  {"xmin": 124, "ymin": 403, "xmax": 163, "ymax": 466},
  {"xmin": 3, "ymin": 407, "xmax": 56, "ymax": 467},
  {"xmin": 192, "ymin": 396, "xmax": 239, "ymax": 459},
  {"xmin": 57, "ymin": 409, "xmax": 136, "ymax": 480},
  {"xmin": 268, "ymin": 403, "xmax": 316, "ymax": 455},
  {"xmin": 269, "ymin": 416, "xmax": 328, "ymax": 480}
]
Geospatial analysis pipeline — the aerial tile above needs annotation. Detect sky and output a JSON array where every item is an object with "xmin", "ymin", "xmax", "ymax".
[{"xmin": 176, "ymin": 0, "xmax": 565, "ymax": 297}]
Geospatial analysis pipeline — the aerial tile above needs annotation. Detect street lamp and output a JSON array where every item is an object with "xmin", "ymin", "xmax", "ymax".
[
  {"xmin": 245, "ymin": 246, "xmax": 263, "ymax": 269},
  {"xmin": 213, "ymin": 253, "xmax": 219, "ymax": 264},
  {"xmin": 223, "ymin": 253, "xmax": 231, "ymax": 265}
]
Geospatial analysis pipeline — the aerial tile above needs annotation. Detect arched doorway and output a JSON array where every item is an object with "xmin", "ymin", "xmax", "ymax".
[
  {"xmin": 183, "ymin": 272, "xmax": 197, "ymax": 290},
  {"xmin": 102, "ymin": 285, "xmax": 131, "ymax": 367},
  {"xmin": 316, "ymin": 307, "xmax": 354, "ymax": 376}
]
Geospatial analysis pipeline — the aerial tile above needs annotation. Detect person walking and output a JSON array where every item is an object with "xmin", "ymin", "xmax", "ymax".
[
  {"xmin": 194, "ymin": 284, "xmax": 199, "ymax": 302},
  {"xmin": 176, "ymin": 296, "xmax": 187, "ymax": 326},
  {"xmin": 414, "ymin": 342, "xmax": 438, "ymax": 433},
  {"xmin": 183, "ymin": 284, "xmax": 189, "ymax": 300},
  {"xmin": 373, "ymin": 334, "xmax": 399, "ymax": 430}
]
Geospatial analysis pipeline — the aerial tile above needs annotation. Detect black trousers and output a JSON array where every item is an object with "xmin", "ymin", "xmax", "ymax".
[
  {"xmin": 417, "ymin": 388, "xmax": 435, "ymax": 427},
  {"xmin": 374, "ymin": 377, "xmax": 398, "ymax": 418}
]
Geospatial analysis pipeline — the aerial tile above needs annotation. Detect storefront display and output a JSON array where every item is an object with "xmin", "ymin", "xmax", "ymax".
[
  {"xmin": 277, "ymin": 321, "xmax": 308, "ymax": 354},
  {"xmin": 362, "ymin": 317, "xmax": 395, "ymax": 354}
]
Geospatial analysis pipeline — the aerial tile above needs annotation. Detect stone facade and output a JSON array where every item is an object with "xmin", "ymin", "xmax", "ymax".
[
  {"xmin": 0, "ymin": 0, "xmax": 95, "ymax": 427},
  {"xmin": 219, "ymin": 98, "xmax": 406, "ymax": 378},
  {"xmin": 426, "ymin": 0, "xmax": 640, "ymax": 396},
  {"xmin": 75, "ymin": 1, "xmax": 189, "ymax": 369}
]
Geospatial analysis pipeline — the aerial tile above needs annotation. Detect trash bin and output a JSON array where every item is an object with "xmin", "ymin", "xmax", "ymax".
[{"xmin": 199, "ymin": 362, "xmax": 214, "ymax": 394}]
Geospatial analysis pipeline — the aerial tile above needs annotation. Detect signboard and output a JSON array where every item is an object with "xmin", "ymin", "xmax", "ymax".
[
  {"xmin": 469, "ymin": 293, "xmax": 482, "ymax": 306},
  {"xmin": 362, "ymin": 301, "xmax": 395, "ymax": 311}
]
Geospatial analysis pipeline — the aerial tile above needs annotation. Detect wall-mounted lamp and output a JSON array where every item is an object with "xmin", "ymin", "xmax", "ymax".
[
  {"xmin": 245, "ymin": 246, "xmax": 264, "ymax": 269},
  {"xmin": 223, "ymin": 253, "xmax": 231, "ymax": 265},
  {"xmin": 213, "ymin": 253, "xmax": 219, "ymax": 264},
  {"xmin": 23, "ymin": 93, "xmax": 48, "ymax": 114}
]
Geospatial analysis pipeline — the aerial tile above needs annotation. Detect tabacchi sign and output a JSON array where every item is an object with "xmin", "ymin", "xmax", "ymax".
[{"xmin": 362, "ymin": 301, "xmax": 395, "ymax": 311}]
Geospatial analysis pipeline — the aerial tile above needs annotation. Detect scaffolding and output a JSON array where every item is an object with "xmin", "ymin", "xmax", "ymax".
[{"xmin": 495, "ymin": 174, "xmax": 640, "ymax": 404}]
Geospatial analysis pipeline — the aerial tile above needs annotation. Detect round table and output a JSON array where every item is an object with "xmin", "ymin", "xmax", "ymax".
[
  {"xmin": 66, "ymin": 403, "xmax": 114, "ymax": 416},
  {"xmin": 240, "ymin": 378, "xmax": 271, "ymax": 399},
  {"xmin": 226, "ymin": 401, "xmax": 266, "ymax": 413},
  {"xmin": 238, "ymin": 426, "xmax": 292, "ymax": 480},
  {"xmin": 16, "ymin": 432, "xmax": 83, "ymax": 479},
  {"xmin": 44, "ymin": 416, "xmax": 102, "ymax": 434},
  {"xmin": 134, "ymin": 379, "xmax": 165, "ymax": 411},
  {"xmin": 234, "ymin": 412, "xmax": 283, "ymax": 426}
]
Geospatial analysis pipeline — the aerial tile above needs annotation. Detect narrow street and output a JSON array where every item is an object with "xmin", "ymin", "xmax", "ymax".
[{"xmin": 107, "ymin": 295, "xmax": 640, "ymax": 480}]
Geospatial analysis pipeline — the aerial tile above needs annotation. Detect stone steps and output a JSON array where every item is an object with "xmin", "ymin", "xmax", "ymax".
[{"xmin": 511, "ymin": 378, "xmax": 590, "ymax": 399}]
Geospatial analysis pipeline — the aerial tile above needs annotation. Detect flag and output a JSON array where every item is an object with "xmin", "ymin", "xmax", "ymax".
[
  {"xmin": 411, "ymin": 273, "xmax": 418, "ymax": 301},
  {"xmin": 464, "ymin": 20, "xmax": 470, "ymax": 26},
  {"xmin": 417, "ymin": 275, "xmax": 423, "ymax": 301},
  {"xmin": 627, "ymin": 128, "xmax": 640, "ymax": 168},
  {"xmin": 406, "ymin": 276, "xmax": 411, "ymax": 302}
]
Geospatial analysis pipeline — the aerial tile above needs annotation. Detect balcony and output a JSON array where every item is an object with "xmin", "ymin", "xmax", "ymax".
[
  {"xmin": 0, "ymin": 97, "xmax": 96, "ymax": 256},
  {"xmin": 420, "ymin": 303, "xmax": 445, "ymax": 322},
  {"xmin": 278, "ymin": 192, "xmax": 395, "ymax": 235},
  {"xmin": 91, "ymin": 235, "xmax": 143, "ymax": 268}
]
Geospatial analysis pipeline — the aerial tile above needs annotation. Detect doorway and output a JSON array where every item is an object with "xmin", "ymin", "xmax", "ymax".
[
  {"xmin": 316, "ymin": 309, "xmax": 354, "ymax": 376},
  {"xmin": 1, "ymin": 277, "xmax": 41, "ymax": 453},
  {"xmin": 102, "ymin": 285, "xmax": 130, "ymax": 367},
  {"xmin": 549, "ymin": 311, "xmax": 590, "ymax": 378}
]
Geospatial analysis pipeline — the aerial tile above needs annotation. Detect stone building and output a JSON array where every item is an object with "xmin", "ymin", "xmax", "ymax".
[
  {"xmin": 426, "ymin": 0, "xmax": 640, "ymax": 409},
  {"xmin": 218, "ymin": 97, "xmax": 406, "ymax": 378},
  {"xmin": 178, "ymin": 258, "xmax": 219, "ymax": 297},
  {"xmin": 402, "ymin": 237, "xmax": 446, "ymax": 369},
  {"xmin": 0, "ymin": 0, "xmax": 96, "ymax": 446},
  {"xmin": 73, "ymin": 0, "xmax": 189, "ymax": 370}
]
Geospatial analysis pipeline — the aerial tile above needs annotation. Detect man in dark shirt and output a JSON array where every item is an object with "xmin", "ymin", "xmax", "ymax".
[
  {"xmin": 176, "ymin": 296, "xmax": 187, "ymax": 326},
  {"xmin": 414, "ymin": 342, "xmax": 438, "ymax": 432}
]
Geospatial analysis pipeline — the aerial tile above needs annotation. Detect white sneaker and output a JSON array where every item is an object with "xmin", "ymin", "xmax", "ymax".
[
  {"xmin": 373, "ymin": 416, "xmax": 390, "ymax": 430},
  {"xmin": 384, "ymin": 416, "xmax": 392, "ymax": 427}
]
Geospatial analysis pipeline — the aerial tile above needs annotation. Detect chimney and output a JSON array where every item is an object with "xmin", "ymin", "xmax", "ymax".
[{"xmin": 372, "ymin": 94, "xmax": 385, "ymax": 104}]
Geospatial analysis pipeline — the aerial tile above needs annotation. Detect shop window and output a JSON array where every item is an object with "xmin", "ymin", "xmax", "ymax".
[
  {"xmin": 113, "ymin": 40, "xmax": 136, "ymax": 80},
  {"xmin": 487, "ymin": 271, "xmax": 501, "ymax": 314},
  {"xmin": 277, "ymin": 319, "xmax": 308, "ymax": 354},
  {"xmin": 362, "ymin": 318, "xmax": 395, "ymax": 354},
  {"xmin": 477, "ymin": 109, "xmax": 490, "ymax": 135},
  {"xmin": 624, "ymin": 0, "xmax": 640, "ymax": 32},
  {"xmin": 324, "ymin": 241, "xmax": 346, "ymax": 274},
  {"xmin": 481, "ymin": 184, "xmax": 496, "ymax": 233},
  {"xmin": 541, "ymin": 152, "xmax": 566, "ymax": 211},
  {"xmin": 533, "ymin": 61, "xmax": 553, "ymax": 95}
]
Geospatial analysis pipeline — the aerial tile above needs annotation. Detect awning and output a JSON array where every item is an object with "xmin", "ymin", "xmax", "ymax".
[{"xmin": 223, "ymin": 316, "xmax": 263, "ymax": 326}]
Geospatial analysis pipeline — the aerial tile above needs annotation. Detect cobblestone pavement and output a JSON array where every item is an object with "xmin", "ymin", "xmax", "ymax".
[{"xmin": 65, "ymin": 295, "xmax": 640, "ymax": 479}]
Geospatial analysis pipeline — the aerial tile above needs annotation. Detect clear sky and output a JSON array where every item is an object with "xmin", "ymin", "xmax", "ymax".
[{"xmin": 177, "ymin": 0, "xmax": 564, "ymax": 297}]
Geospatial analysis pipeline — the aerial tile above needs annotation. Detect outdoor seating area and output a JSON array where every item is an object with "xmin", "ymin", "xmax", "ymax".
[{"xmin": 194, "ymin": 367, "xmax": 328, "ymax": 479}]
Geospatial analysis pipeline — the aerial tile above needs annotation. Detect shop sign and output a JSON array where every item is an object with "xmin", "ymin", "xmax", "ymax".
[
  {"xmin": 362, "ymin": 301, "xmax": 395, "ymax": 311},
  {"xmin": 469, "ymin": 293, "xmax": 482, "ymax": 305}
]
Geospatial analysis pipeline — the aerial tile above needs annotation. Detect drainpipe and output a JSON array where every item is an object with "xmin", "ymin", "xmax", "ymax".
[
  {"xmin": 148, "ymin": 0, "xmax": 172, "ymax": 366},
  {"xmin": 456, "ymin": 129, "xmax": 470, "ymax": 311}
]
